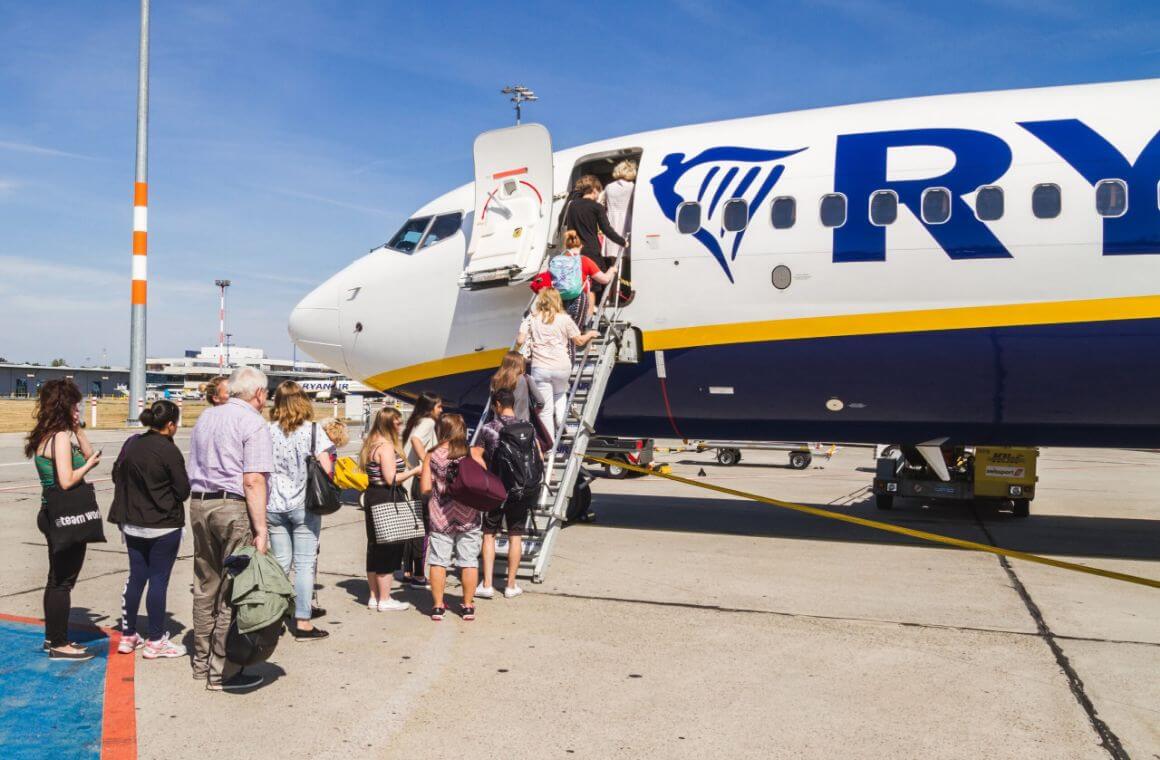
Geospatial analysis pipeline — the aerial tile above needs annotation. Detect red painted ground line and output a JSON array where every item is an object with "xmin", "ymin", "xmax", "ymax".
[
  {"xmin": 101, "ymin": 629, "xmax": 137, "ymax": 760},
  {"xmin": 0, "ymin": 612, "xmax": 137, "ymax": 760}
]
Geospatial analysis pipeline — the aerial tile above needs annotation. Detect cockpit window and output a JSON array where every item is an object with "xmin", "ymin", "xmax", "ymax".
[
  {"xmin": 419, "ymin": 212, "xmax": 464, "ymax": 250},
  {"xmin": 386, "ymin": 216, "xmax": 432, "ymax": 253}
]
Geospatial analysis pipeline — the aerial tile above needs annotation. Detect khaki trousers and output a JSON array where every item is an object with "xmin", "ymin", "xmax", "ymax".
[{"xmin": 190, "ymin": 497, "xmax": 252, "ymax": 685}]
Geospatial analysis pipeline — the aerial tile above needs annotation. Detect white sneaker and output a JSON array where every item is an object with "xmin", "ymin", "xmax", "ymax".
[
  {"xmin": 377, "ymin": 598, "xmax": 411, "ymax": 612},
  {"xmin": 117, "ymin": 633, "xmax": 144, "ymax": 655},
  {"xmin": 474, "ymin": 584, "xmax": 495, "ymax": 599},
  {"xmin": 503, "ymin": 586, "xmax": 524, "ymax": 599},
  {"xmin": 367, "ymin": 596, "xmax": 378, "ymax": 610},
  {"xmin": 142, "ymin": 634, "xmax": 187, "ymax": 660}
]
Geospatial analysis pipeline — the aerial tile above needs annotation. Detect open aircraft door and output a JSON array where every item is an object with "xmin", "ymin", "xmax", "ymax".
[{"xmin": 460, "ymin": 124, "xmax": 553, "ymax": 289}]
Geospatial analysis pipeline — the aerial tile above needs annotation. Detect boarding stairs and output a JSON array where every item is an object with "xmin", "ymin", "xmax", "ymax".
[{"xmin": 472, "ymin": 252, "xmax": 635, "ymax": 584}]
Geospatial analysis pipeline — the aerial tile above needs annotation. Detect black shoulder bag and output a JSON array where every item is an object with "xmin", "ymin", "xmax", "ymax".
[
  {"xmin": 41, "ymin": 440, "xmax": 106, "ymax": 550},
  {"xmin": 305, "ymin": 423, "xmax": 342, "ymax": 515}
]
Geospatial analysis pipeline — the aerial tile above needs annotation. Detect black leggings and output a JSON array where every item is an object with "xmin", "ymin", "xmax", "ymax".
[
  {"xmin": 122, "ymin": 530, "xmax": 182, "ymax": 641},
  {"xmin": 401, "ymin": 482, "xmax": 429, "ymax": 578},
  {"xmin": 44, "ymin": 541, "xmax": 87, "ymax": 647}
]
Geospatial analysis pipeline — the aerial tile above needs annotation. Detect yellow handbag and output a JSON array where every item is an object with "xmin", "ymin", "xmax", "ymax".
[{"xmin": 333, "ymin": 456, "xmax": 369, "ymax": 492}]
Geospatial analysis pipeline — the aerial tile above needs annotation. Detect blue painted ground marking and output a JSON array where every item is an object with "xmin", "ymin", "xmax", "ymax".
[{"xmin": 0, "ymin": 619, "xmax": 108, "ymax": 759}]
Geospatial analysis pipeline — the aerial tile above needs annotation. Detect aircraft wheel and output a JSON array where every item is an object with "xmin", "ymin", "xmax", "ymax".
[
  {"xmin": 876, "ymin": 494, "xmax": 894, "ymax": 511},
  {"xmin": 1012, "ymin": 499, "xmax": 1030, "ymax": 518},
  {"xmin": 789, "ymin": 452, "xmax": 812, "ymax": 470},
  {"xmin": 604, "ymin": 457, "xmax": 629, "ymax": 480},
  {"xmin": 716, "ymin": 448, "xmax": 741, "ymax": 466},
  {"xmin": 566, "ymin": 481, "xmax": 592, "ymax": 523}
]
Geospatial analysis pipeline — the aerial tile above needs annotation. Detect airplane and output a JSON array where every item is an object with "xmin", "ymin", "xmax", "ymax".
[
  {"xmin": 289, "ymin": 79, "xmax": 1160, "ymax": 452},
  {"xmin": 297, "ymin": 378, "xmax": 376, "ymax": 399}
]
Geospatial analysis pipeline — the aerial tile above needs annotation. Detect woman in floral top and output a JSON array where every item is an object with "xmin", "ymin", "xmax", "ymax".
[
  {"xmin": 419, "ymin": 414, "xmax": 484, "ymax": 621},
  {"xmin": 267, "ymin": 381, "xmax": 334, "ymax": 641}
]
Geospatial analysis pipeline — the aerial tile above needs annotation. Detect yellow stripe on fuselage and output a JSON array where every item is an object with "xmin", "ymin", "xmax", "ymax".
[
  {"xmin": 642, "ymin": 293, "xmax": 1160, "ymax": 351},
  {"xmin": 363, "ymin": 294, "xmax": 1160, "ymax": 391},
  {"xmin": 366, "ymin": 348, "xmax": 508, "ymax": 391}
]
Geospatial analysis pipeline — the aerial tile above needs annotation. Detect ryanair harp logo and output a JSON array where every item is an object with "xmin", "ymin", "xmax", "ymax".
[{"xmin": 651, "ymin": 146, "xmax": 805, "ymax": 281}]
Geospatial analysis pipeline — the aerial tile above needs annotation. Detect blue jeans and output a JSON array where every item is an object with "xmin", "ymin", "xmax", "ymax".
[{"xmin": 267, "ymin": 507, "xmax": 321, "ymax": 621}]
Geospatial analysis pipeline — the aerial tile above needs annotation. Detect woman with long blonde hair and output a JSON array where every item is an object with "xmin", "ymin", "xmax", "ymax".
[
  {"xmin": 361, "ymin": 407, "xmax": 421, "ymax": 611},
  {"xmin": 490, "ymin": 350, "xmax": 546, "ymax": 424},
  {"xmin": 603, "ymin": 159, "xmax": 636, "ymax": 262},
  {"xmin": 267, "ymin": 380, "xmax": 334, "ymax": 640},
  {"xmin": 517, "ymin": 288, "xmax": 599, "ymax": 441}
]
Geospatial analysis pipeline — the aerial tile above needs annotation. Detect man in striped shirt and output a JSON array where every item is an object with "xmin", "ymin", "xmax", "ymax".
[{"xmin": 187, "ymin": 366, "xmax": 273, "ymax": 691}]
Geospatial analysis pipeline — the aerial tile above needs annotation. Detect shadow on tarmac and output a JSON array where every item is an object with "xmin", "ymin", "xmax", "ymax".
[
  {"xmin": 335, "ymin": 578, "xmax": 450, "ymax": 618},
  {"xmin": 584, "ymin": 491, "xmax": 1160, "ymax": 562}
]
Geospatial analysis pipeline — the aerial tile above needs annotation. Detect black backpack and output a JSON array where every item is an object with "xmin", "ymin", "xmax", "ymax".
[{"xmin": 491, "ymin": 420, "xmax": 543, "ymax": 501}]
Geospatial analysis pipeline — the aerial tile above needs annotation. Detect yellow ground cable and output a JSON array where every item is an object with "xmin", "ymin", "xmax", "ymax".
[{"xmin": 583, "ymin": 455, "xmax": 1160, "ymax": 590}]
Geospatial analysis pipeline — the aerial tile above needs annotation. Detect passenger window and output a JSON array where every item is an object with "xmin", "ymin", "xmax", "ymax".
[
  {"xmin": 869, "ymin": 190, "xmax": 898, "ymax": 226},
  {"xmin": 975, "ymin": 186, "xmax": 1004, "ymax": 221},
  {"xmin": 1032, "ymin": 183, "xmax": 1061, "ymax": 219},
  {"xmin": 921, "ymin": 188, "xmax": 951, "ymax": 224},
  {"xmin": 419, "ymin": 212, "xmax": 464, "ymax": 249},
  {"xmin": 771, "ymin": 196, "xmax": 795, "ymax": 229},
  {"xmin": 676, "ymin": 201, "xmax": 701, "ymax": 234},
  {"xmin": 722, "ymin": 199, "xmax": 748, "ymax": 232},
  {"xmin": 1095, "ymin": 179, "xmax": 1127, "ymax": 218},
  {"xmin": 386, "ymin": 216, "xmax": 433, "ymax": 253},
  {"xmin": 819, "ymin": 194, "xmax": 846, "ymax": 228}
]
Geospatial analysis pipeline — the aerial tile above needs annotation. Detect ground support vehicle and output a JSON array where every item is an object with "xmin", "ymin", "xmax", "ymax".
[
  {"xmin": 588, "ymin": 436, "xmax": 656, "ymax": 479},
  {"xmin": 695, "ymin": 440, "xmax": 814, "ymax": 469},
  {"xmin": 872, "ymin": 445, "xmax": 1038, "ymax": 517}
]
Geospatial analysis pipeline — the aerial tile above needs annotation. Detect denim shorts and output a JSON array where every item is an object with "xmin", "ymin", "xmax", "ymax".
[{"xmin": 426, "ymin": 529, "xmax": 482, "ymax": 569}]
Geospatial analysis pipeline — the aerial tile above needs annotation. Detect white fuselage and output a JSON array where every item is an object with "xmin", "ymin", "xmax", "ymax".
[{"xmin": 290, "ymin": 79, "xmax": 1160, "ymax": 446}]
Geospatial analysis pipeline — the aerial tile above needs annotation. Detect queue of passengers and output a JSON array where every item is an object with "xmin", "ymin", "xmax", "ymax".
[{"xmin": 24, "ymin": 203, "xmax": 628, "ymax": 686}]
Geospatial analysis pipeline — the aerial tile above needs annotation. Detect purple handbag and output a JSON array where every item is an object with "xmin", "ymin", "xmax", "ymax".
[{"xmin": 447, "ymin": 456, "xmax": 507, "ymax": 512}]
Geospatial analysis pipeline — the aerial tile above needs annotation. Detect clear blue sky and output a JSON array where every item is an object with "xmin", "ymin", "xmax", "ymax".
[{"xmin": 1, "ymin": 1, "xmax": 1156, "ymax": 366}]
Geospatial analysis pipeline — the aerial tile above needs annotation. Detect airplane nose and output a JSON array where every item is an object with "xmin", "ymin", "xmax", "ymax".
[{"xmin": 288, "ymin": 275, "xmax": 348, "ymax": 374}]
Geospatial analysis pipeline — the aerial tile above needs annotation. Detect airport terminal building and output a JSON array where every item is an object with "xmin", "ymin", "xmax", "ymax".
[
  {"xmin": 0, "ymin": 363, "xmax": 130, "ymax": 398},
  {"xmin": 146, "ymin": 346, "xmax": 344, "ymax": 397},
  {"xmin": 2, "ymin": 347, "xmax": 355, "ymax": 398}
]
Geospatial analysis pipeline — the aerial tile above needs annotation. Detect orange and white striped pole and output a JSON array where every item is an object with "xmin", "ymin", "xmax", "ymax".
[
  {"xmin": 127, "ymin": 0, "xmax": 150, "ymax": 425},
  {"xmin": 132, "ymin": 182, "xmax": 148, "ymax": 306}
]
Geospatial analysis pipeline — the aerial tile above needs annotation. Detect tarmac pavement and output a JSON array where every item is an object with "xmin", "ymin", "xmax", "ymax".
[{"xmin": 0, "ymin": 430, "xmax": 1156, "ymax": 759}]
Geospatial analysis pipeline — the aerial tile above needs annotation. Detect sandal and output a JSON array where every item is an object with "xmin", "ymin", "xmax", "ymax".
[
  {"xmin": 430, "ymin": 607, "xmax": 445, "ymax": 621},
  {"xmin": 460, "ymin": 605, "xmax": 476, "ymax": 621}
]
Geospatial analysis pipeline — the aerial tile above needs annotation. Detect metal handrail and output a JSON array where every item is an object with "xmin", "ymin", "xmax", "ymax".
[
  {"xmin": 472, "ymin": 241, "xmax": 627, "ymax": 449},
  {"xmin": 464, "ymin": 235, "xmax": 629, "ymax": 528},
  {"xmin": 537, "ymin": 244, "xmax": 628, "ymax": 510}
]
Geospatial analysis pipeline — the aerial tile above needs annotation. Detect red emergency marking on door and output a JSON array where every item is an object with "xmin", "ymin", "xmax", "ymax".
[
  {"xmin": 492, "ymin": 167, "xmax": 528, "ymax": 180},
  {"xmin": 519, "ymin": 180, "xmax": 542, "ymax": 204}
]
